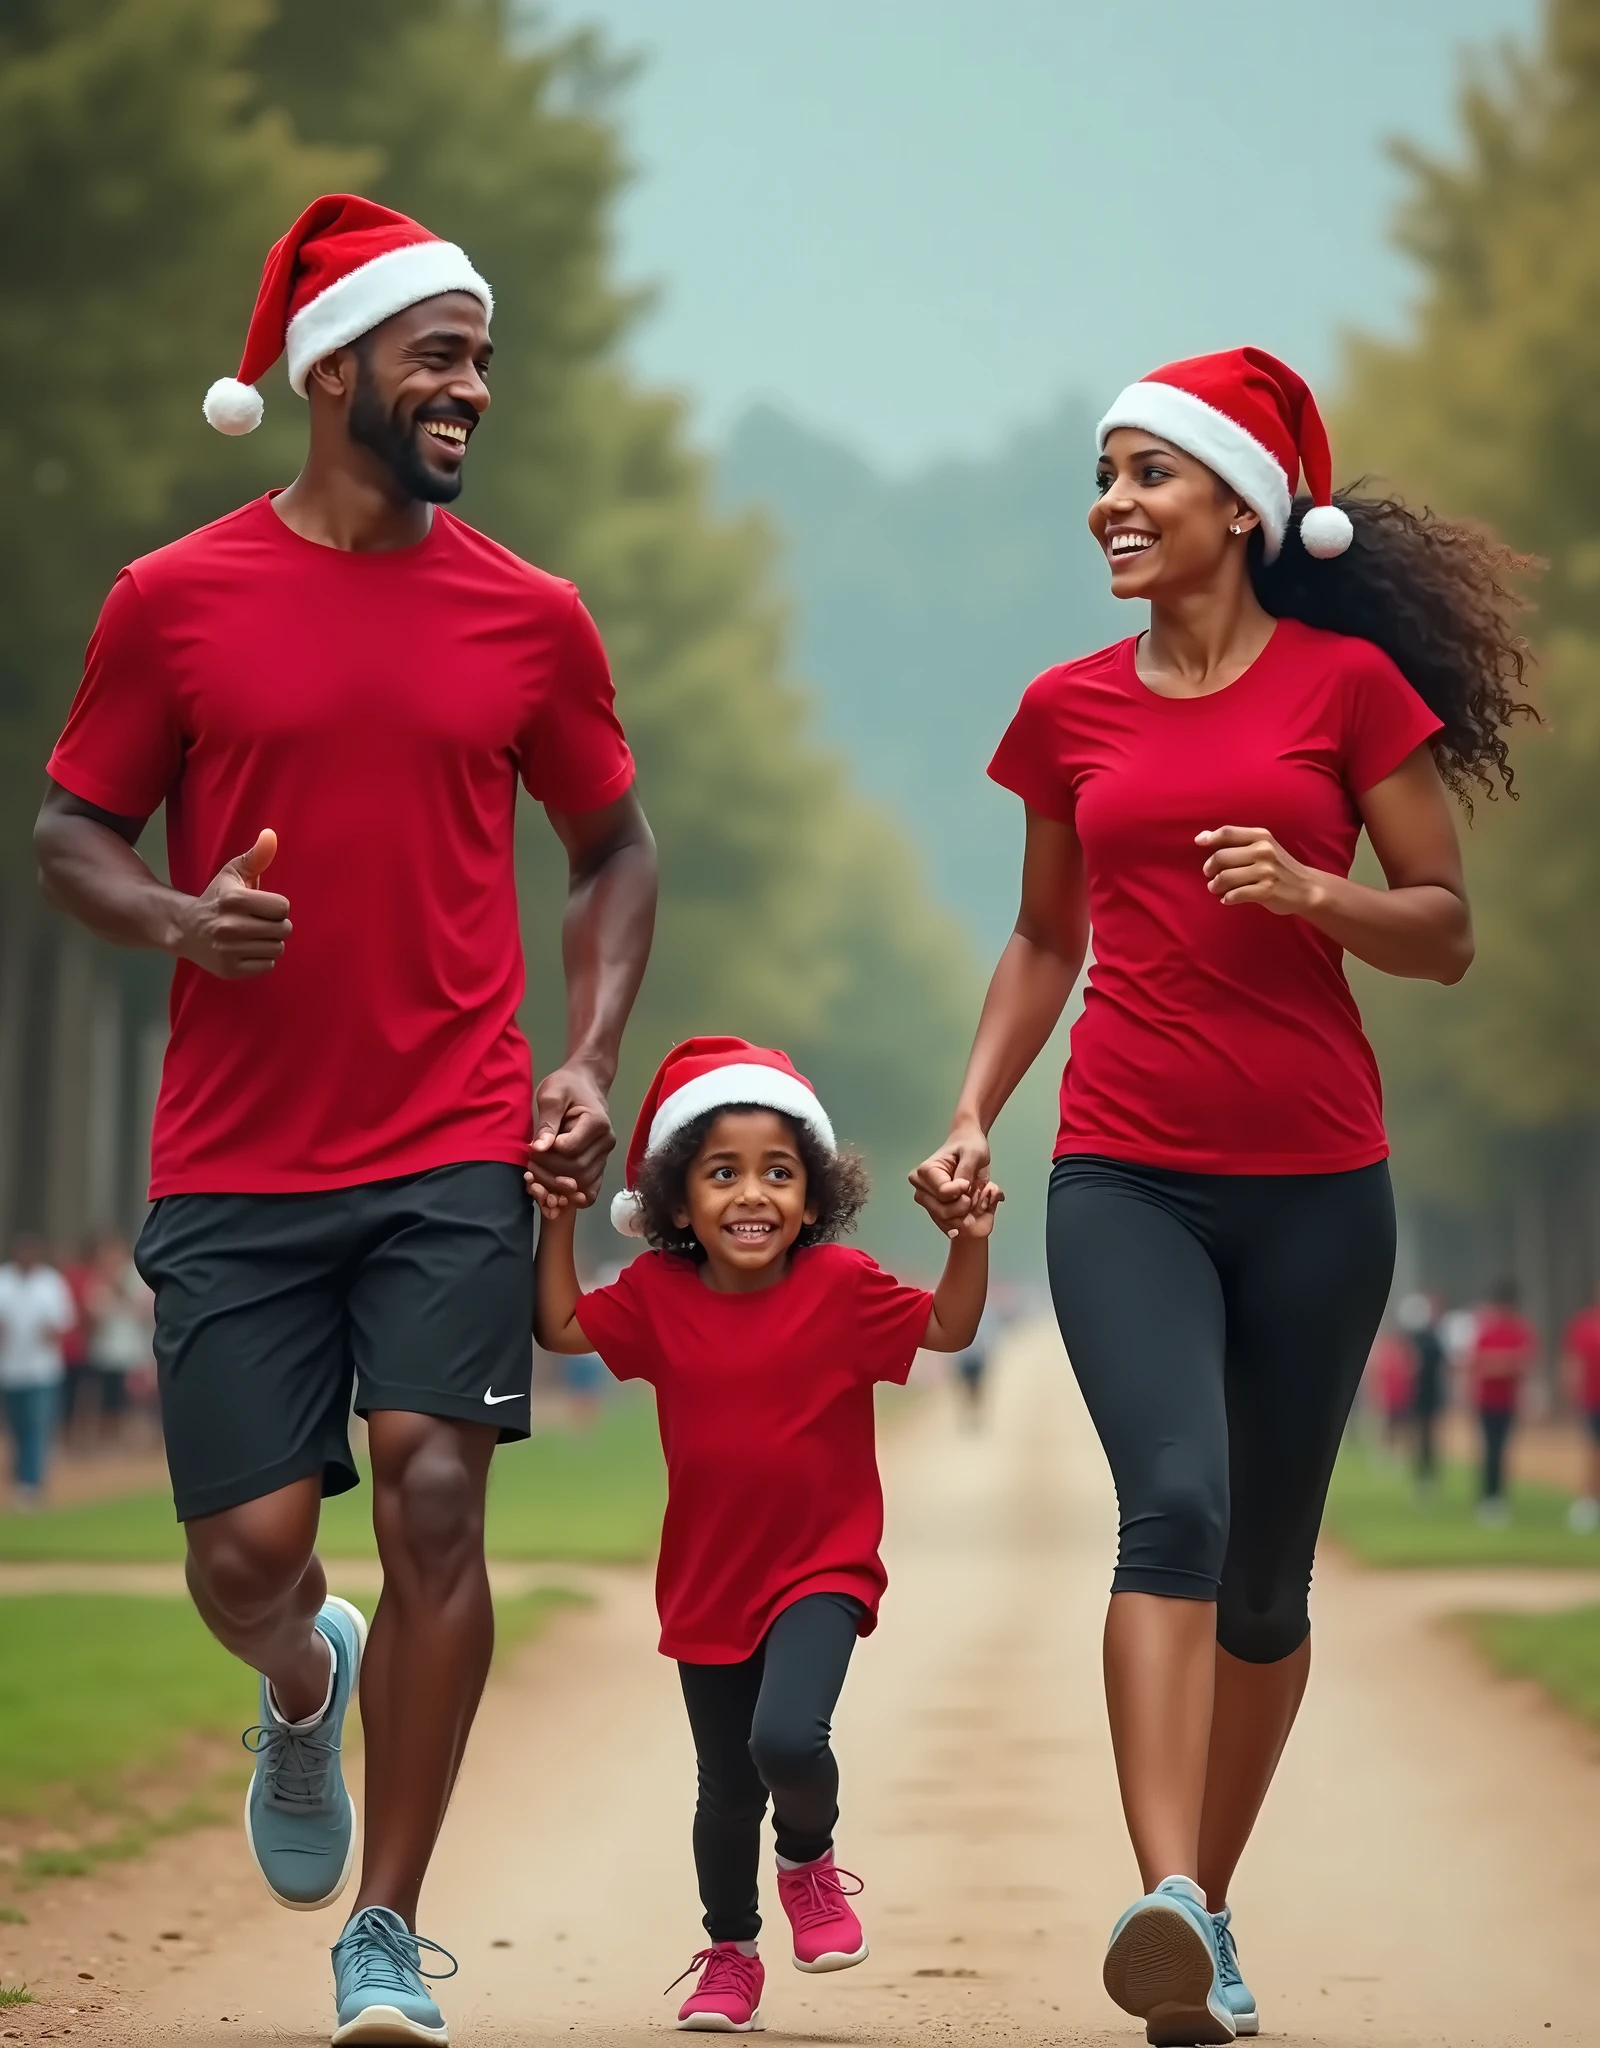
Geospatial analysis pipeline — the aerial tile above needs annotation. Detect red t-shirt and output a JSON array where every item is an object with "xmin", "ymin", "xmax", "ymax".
[
  {"xmin": 48, "ymin": 496, "xmax": 634, "ymax": 1197},
  {"xmin": 988, "ymin": 618, "xmax": 1443, "ymax": 1173},
  {"xmin": 1563, "ymin": 1307, "xmax": 1600, "ymax": 1411},
  {"xmin": 577, "ymin": 1244, "xmax": 933, "ymax": 1663},
  {"xmin": 1469, "ymin": 1306, "xmax": 1539, "ymax": 1413}
]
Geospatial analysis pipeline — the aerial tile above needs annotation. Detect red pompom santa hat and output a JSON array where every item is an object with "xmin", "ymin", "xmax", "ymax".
[
  {"xmin": 1096, "ymin": 346, "xmax": 1353, "ymax": 563},
  {"xmin": 610, "ymin": 1037, "xmax": 837, "ymax": 1237},
  {"xmin": 202, "ymin": 193, "xmax": 493, "ymax": 435}
]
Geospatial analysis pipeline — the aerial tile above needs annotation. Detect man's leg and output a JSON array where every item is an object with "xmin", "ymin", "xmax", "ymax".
[
  {"xmin": 351, "ymin": 1410, "xmax": 498, "ymax": 1926},
  {"xmin": 184, "ymin": 1475, "xmax": 331, "ymax": 1723}
]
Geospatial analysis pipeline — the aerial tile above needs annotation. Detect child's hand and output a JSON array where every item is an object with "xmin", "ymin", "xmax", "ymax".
[
  {"xmin": 524, "ymin": 1158, "xmax": 576, "ymax": 1225},
  {"xmin": 950, "ymin": 1179, "xmax": 1002, "ymax": 1240}
]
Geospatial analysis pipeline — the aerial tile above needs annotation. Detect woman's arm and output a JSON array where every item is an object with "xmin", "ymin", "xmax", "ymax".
[
  {"xmin": 530, "ymin": 1198, "xmax": 593, "ymax": 1355},
  {"xmin": 1197, "ymin": 744, "xmax": 1473, "ymax": 984},
  {"xmin": 911, "ymin": 809, "xmax": 1089, "ymax": 1231}
]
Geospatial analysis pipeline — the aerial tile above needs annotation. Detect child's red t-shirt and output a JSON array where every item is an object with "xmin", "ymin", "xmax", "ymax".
[{"xmin": 577, "ymin": 1243, "xmax": 932, "ymax": 1664}]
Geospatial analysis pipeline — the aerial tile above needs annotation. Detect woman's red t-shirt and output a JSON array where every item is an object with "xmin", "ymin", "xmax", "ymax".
[
  {"xmin": 576, "ymin": 1244, "xmax": 932, "ymax": 1664},
  {"xmin": 988, "ymin": 618, "xmax": 1443, "ymax": 1173}
]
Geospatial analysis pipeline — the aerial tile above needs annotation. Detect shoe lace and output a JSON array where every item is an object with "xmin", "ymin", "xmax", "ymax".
[
  {"xmin": 663, "ymin": 1946, "xmax": 758, "ymax": 1999},
  {"xmin": 783, "ymin": 1862, "xmax": 864, "ymax": 1930},
  {"xmin": 241, "ymin": 1718, "xmax": 340, "ymax": 1811},
  {"xmin": 1212, "ymin": 1912, "xmax": 1242, "ymax": 1990},
  {"xmin": 334, "ymin": 1912, "xmax": 459, "ymax": 1996}
]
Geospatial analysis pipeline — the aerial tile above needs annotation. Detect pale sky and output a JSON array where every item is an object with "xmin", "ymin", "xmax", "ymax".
[{"xmin": 537, "ymin": 0, "xmax": 1539, "ymax": 470}]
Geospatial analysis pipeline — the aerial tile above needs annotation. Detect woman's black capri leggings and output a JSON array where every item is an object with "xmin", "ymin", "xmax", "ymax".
[{"xmin": 1046, "ymin": 1155, "xmax": 1395, "ymax": 1664}]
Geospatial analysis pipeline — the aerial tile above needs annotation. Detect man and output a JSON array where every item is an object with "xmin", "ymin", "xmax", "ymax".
[
  {"xmin": 1397, "ymin": 1290, "xmax": 1449, "ymax": 1492},
  {"xmin": 35, "ymin": 195, "xmax": 657, "ymax": 2046},
  {"xmin": 0, "ymin": 1236, "xmax": 76, "ymax": 1510},
  {"xmin": 1464, "ymin": 1280, "xmax": 1539, "ymax": 1526}
]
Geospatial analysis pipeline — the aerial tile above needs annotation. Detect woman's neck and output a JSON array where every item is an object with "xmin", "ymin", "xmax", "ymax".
[{"xmin": 1140, "ymin": 570, "xmax": 1277, "ymax": 700}]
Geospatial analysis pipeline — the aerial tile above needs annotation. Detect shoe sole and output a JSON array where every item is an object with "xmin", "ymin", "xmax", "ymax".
[
  {"xmin": 792, "ymin": 1940, "xmax": 869, "ymax": 1974},
  {"xmin": 331, "ymin": 2005, "xmax": 448, "ymax": 2046},
  {"xmin": 1231, "ymin": 2012, "xmax": 1259, "ymax": 2037},
  {"xmin": 1103, "ymin": 1901, "xmax": 1234, "ymax": 2047},
  {"xmin": 676, "ymin": 2011, "xmax": 765, "ymax": 2032},
  {"xmin": 245, "ymin": 1595, "xmax": 369, "ymax": 1913}
]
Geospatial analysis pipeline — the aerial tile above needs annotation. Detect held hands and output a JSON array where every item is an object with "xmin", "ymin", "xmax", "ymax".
[
  {"xmin": 951, "ymin": 1179, "xmax": 1003, "ymax": 1241},
  {"xmin": 526, "ymin": 1062, "xmax": 615, "ymax": 1215},
  {"xmin": 173, "ymin": 829, "xmax": 291, "ymax": 978},
  {"xmin": 909, "ymin": 1124, "xmax": 1001, "ymax": 1239},
  {"xmin": 1197, "ymin": 826, "xmax": 1326, "ymax": 917}
]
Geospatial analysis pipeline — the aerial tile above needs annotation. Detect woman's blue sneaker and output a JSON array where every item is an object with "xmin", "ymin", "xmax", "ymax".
[
  {"xmin": 242, "ymin": 1594, "xmax": 367, "ymax": 1910},
  {"xmin": 332, "ymin": 1906, "xmax": 457, "ymax": 2046},
  {"xmin": 1103, "ymin": 1874, "xmax": 1236, "ymax": 2045},
  {"xmin": 1212, "ymin": 1906, "xmax": 1259, "ymax": 2035}
]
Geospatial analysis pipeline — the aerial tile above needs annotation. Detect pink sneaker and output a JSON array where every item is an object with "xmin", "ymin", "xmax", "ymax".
[
  {"xmin": 775, "ymin": 1854, "xmax": 869, "ymax": 1972},
  {"xmin": 669, "ymin": 1943, "xmax": 766, "ymax": 2032}
]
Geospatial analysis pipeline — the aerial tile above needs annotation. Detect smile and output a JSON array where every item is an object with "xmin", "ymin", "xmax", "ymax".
[
  {"xmin": 1108, "ymin": 532, "xmax": 1157, "ymax": 558},
  {"xmin": 420, "ymin": 419, "xmax": 469, "ymax": 448},
  {"xmin": 725, "ymin": 1221, "xmax": 777, "ymax": 1243}
]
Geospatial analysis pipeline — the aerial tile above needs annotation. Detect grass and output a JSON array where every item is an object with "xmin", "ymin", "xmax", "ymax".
[
  {"xmin": 1322, "ymin": 1441, "xmax": 1600, "ymax": 1568},
  {"xmin": 0, "ymin": 1985, "xmax": 33, "ymax": 2008},
  {"xmin": 0, "ymin": 1394, "xmax": 665, "ymax": 1564},
  {"xmin": 1460, "ymin": 1605, "xmax": 1600, "ymax": 1731}
]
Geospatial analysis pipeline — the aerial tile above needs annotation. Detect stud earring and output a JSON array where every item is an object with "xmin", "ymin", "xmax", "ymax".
[{"xmin": 1229, "ymin": 523, "xmax": 1242, "ymax": 535}]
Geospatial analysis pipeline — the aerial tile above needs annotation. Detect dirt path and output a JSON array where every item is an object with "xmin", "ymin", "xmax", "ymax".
[{"xmin": 5, "ymin": 1322, "xmax": 1597, "ymax": 2047}]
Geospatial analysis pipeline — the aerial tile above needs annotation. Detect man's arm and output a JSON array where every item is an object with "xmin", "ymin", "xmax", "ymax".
[
  {"xmin": 527, "ymin": 785, "xmax": 657, "ymax": 1209},
  {"xmin": 34, "ymin": 781, "xmax": 291, "ymax": 978}
]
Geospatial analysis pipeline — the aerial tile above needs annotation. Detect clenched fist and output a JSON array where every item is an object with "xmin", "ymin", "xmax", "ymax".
[{"xmin": 172, "ymin": 829, "xmax": 292, "ymax": 979}]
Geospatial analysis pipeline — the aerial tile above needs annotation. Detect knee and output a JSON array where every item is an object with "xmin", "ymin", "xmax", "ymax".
[
  {"xmin": 187, "ymin": 1507, "xmax": 316, "ymax": 1626},
  {"xmin": 1217, "ymin": 1571, "xmax": 1310, "ymax": 1665},
  {"xmin": 749, "ymin": 1712, "xmax": 828, "ymax": 1793},
  {"xmin": 373, "ymin": 1434, "xmax": 485, "ymax": 1586},
  {"xmin": 1119, "ymin": 1456, "xmax": 1228, "ymax": 1586}
]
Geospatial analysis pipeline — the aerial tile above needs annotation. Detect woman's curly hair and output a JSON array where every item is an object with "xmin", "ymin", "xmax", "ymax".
[
  {"xmin": 632, "ymin": 1105, "xmax": 871, "ymax": 1263},
  {"xmin": 1251, "ymin": 492, "xmax": 1540, "ymax": 806}
]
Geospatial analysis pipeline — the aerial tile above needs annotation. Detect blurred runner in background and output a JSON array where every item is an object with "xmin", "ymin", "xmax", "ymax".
[
  {"xmin": 1560, "ymin": 1283, "xmax": 1600, "ymax": 1534},
  {"xmin": 1398, "ymin": 1290, "xmax": 1450, "ymax": 1491},
  {"xmin": 1465, "ymin": 1281, "xmax": 1539, "ymax": 1525},
  {"xmin": 84, "ymin": 1233, "xmax": 156, "ymax": 1451},
  {"xmin": 0, "ymin": 1235, "xmax": 76, "ymax": 1510},
  {"xmin": 1368, "ymin": 1326, "xmax": 1414, "ymax": 1454},
  {"xmin": 953, "ymin": 1305, "xmax": 999, "ymax": 1430}
]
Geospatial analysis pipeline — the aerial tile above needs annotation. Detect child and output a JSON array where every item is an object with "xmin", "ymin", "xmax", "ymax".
[{"xmin": 531, "ymin": 1037, "xmax": 999, "ymax": 2033}]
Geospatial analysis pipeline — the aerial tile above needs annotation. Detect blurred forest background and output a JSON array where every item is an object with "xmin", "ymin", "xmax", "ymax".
[{"xmin": 4, "ymin": 0, "xmax": 1600, "ymax": 1324}]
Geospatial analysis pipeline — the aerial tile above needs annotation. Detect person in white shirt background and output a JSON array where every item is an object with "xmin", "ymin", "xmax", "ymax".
[{"xmin": 0, "ymin": 1234, "xmax": 78, "ymax": 1509}]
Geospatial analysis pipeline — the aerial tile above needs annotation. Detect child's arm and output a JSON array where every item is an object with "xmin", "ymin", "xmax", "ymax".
[
  {"xmin": 530, "ymin": 1196, "xmax": 595, "ymax": 1355},
  {"xmin": 920, "ymin": 1181, "xmax": 1002, "ymax": 1352}
]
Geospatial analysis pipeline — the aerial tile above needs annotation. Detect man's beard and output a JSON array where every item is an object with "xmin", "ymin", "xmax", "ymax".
[{"xmin": 347, "ymin": 362, "xmax": 464, "ymax": 505}]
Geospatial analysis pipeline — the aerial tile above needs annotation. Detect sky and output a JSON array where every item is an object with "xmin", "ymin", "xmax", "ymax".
[{"xmin": 537, "ymin": 0, "xmax": 1540, "ymax": 471}]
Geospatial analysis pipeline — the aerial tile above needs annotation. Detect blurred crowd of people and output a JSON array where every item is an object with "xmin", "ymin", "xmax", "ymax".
[
  {"xmin": 1367, "ymin": 1281, "xmax": 1600, "ymax": 1531},
  {"xmin": 0, "ymin": 1230, "xmax": 157, "ymax": 1510}
]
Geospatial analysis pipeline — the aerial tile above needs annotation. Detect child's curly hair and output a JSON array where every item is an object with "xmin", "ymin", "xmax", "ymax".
[{"xmin": 632, "ymin": 1105, "xmax": 870, "ymax": 1262}]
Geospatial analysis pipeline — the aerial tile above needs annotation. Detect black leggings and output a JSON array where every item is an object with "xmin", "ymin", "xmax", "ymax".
[
  {"xmin": 1046, "ymin": 1156, "xmax": 1395, "ymax": 1664},
  {"xmin": 678, "ymin": 1592, "xmax": 862, "ymax": 1943}
]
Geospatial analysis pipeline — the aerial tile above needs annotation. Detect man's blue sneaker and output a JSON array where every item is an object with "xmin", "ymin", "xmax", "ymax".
[
  {"xmin": 242, "ymin": 1594, "xmax": 367, "ymax": 1910},
  {"xmin": 1212, "ymin": 1907, "xmax": 1259, "ymax": 2036},
  {"xmin": 332, "ymin": 1905, "xmax": 457, "ymax": 2046},
  {"xmin": 1103, "ymin": 1874, "xmax": 1235, "ymax": 2046}
]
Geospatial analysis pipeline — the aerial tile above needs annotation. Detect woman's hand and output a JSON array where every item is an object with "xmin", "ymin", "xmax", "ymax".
[
  {"xmin": 910, "ymin": 1123, "xmax": 992, "ymax": 1233},
  {"xmin": 1197, "ymin": 826, "xmax": 1327, "ymax": 916}
]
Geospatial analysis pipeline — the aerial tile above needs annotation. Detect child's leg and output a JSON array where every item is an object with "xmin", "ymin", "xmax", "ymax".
[
  {"xmin": 749, "ymin": 1593, "xmax": 863, "ymax": 1864},
  {"xmin": 679, "ymin": 1652, "xmax": 768, "ymax": 1942}
]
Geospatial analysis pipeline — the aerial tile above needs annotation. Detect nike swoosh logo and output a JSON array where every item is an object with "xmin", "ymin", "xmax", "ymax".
[{"xmin": 483, "ymin": 1389, "xmax": 521, "ymax": 1406}]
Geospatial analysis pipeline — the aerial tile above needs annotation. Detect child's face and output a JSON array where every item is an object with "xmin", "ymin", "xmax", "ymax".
[{"xmin": 675, "ymin": 1110, "xmax": 818, "ymax": 1285}]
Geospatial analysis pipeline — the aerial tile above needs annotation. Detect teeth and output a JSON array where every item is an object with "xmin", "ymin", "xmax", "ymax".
[
  {"xmin": 422, "ymin": 421, "xmax": 468, "ymax": 444},
  {"xmin": 1110, "ymin": 533, "xmax": 1155, "ymax": 555}
]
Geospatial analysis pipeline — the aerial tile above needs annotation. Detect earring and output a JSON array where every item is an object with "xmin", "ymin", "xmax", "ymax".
[{"xmin": 1229, "ymin": 523, "xmax": 1242, "ymax": 535}]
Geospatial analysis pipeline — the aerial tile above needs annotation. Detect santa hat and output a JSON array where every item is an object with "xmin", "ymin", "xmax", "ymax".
[
  {"xmin": 202, "ymin": 193, "xmax": 493, "ymax": 435},
  {"xmin": 1096, "ymin": 346, "xmax": 1353, "ymax": 563},
  {"xmin": 610, "ymin": 1037, "xmax": 836, "ymax": 1238}
]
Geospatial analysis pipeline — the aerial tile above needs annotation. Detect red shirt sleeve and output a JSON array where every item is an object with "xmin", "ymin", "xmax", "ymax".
[
  {"xmin": 517, "ymin": 589, "xmax": 636, "ymax": 810},
  {"xmin": 47, "ymin": 570, "xmax": 183, "ymax": 819},
  {"xmin": 987, "ymin": 670, "xmax": 1076, "ymax": 821},
  {"xmin": 575, "ymin": 1253, "xmax": 660, "ymax": 1383},
  {"xmin": 849, "ymin": 1251, "xmax": 934, "ymax": 1387},
  {"xmin": 1340, "ymin": 641, "xmax": 1444, "ymax": 796}
]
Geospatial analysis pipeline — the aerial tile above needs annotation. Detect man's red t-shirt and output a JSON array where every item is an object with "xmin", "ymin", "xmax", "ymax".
[
  {"xmin": 1469, "ymin": 1306, "xmax": 1539, "ymax": 1414},
  {"xmin": 577, "ymin": 1244, "xmax": 933, "ymax": 1663},
  {"xmin": 48, "ymin": 496, "xmax": 634, "ymax": 1197},
  {"xmin": 1563, "ymin": 1306, "xmax": 1600, "ymax": 1411},
  {"xmin": 988, "ymin": 619, "xmax": 1442, "ymax": 1173}
]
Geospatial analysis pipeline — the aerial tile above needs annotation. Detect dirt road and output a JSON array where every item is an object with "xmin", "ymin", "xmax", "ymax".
[{"xmin": 6, "ymin": 1322, "xmax": 1597, "ymax": 2046}]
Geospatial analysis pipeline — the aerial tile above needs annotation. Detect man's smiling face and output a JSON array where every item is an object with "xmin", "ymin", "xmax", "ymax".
[{"xmin": 343, "ymin": 291, "xmax": 492, "ymax": 505}]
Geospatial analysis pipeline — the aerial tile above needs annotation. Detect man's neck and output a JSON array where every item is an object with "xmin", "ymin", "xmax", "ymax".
[{"xmin": 272, "ymin": 457, "xmax": 433, "ymax": 553}]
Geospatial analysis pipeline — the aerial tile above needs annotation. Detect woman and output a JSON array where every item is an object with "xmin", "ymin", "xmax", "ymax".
[{"xmin": 912, "ymin": 349, "xmax": 1530, "ymax": 2046}]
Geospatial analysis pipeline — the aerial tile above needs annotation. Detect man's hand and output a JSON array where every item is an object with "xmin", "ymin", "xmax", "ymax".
[
  {"xmin": 527, "ymin": 1062, "xmax": 615, "ymax": 1211},
  {"xmin": 171, "ymin": 830, "xmax": 292, "ymax": 979},
  {"xmin": 909, "ymin": 1121, "xmax": 992, "ymax": 1234}
]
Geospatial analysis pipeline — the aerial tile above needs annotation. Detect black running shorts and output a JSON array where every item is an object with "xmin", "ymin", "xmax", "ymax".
[{"xmin": 136, "ymin": 1162, "xmax": 533, "ymax": 1523}]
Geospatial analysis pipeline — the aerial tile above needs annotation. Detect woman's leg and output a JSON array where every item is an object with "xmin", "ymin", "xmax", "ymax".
[
  {"xmin": 1047, "ymin": 1162, "xmax": 1230, "ymax": 1892},
  {"xmin": 748, "ymin": 1593, "xmax": 862, "ymax": 1864},
  {"xmin": 1482, "ymin": 1410, "xmax": 1512, "ymax": 1500},
  {"xmin": 679, "ymin": 1651, "xmax": 768, "ymax": 1942},
  {"xmin": 1198, "ymin": 1163, "xmax": 1395, "ymax": 1909}
]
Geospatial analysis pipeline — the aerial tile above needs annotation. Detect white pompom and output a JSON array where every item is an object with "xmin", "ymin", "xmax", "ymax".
[
  {"xmin": 1299, "ymin": 503, "xmax": 1354, "ymax": 559},
  {"xmin": 610, "ymin": 1188, "xmax": 647, "ymax": 1237},
  {"xmin": 202, "ymin": 378, "xmax": 264, "ymax": 435}
]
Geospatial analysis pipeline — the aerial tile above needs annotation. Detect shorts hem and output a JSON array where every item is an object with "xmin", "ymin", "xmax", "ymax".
[
  {"xmin": 173, "ymin": 1449, "xmax": 359, "ymax": 1525},
  {"xmin": 355, "ymin": 1387, "xmax": 531, "ymax": 1445},
  {"xmin": 1110, "ymin": 1565, "xmax": 1218, "ymax": 1601}
]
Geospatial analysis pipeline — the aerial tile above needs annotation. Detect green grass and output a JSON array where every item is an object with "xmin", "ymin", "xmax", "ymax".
[
  {"xmin": 0, "ymin": 1984, "xmax": 33, "ymax": 2008},
  {"xmin": 1323, "ymin": 1442, "xmax": 1600, "ymax": 1568},
  {"xmin": 0, "ymin": 1395, "xmax": 665, "ymax": 1564},
  {"xmin": 1460, "ymin": 1605, "xmax": 1600, "ymax": 1729}
]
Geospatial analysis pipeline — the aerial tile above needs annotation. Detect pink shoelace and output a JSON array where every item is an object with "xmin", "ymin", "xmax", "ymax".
[
  {"xmin": 780, "ymin": 1861, "xmax": 864, "ymax": 1930},
  {"xmin": 664, "ymin": 1945, "xmax": 761, "ymax": 2001}
]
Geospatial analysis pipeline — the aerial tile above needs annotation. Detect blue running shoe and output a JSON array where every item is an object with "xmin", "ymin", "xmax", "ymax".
[
  {"xmin": 1212, "ymin": 1907, "xmax": 1258, "ymax": 2036},
  {"xmin": 242, "ymin": 1594, "xmax": 367, "ymax": 1910},
  {"xmin": 1103, "ymin": 1875, "xmax": 1235, "ymax": 2046},
  {"xmin": 332, "ymin": 1905, "xmax": 457, "ymax": 2046}
]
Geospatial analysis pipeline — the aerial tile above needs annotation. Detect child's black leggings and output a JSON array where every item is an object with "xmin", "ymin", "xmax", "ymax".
[{"xmin": 677, "ymin": 1591, "xmax": 862, "ymax": 1943}]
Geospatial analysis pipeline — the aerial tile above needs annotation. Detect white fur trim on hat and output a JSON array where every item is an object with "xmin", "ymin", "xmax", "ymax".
[
  {"xmin": 202, "ymin": 377, "xmax": 265, "ymax": 435},
  {"xmin": 1098, "ymin": 381, "xmax": 1293, "ymax": 562},
  {"xmin": 647, "ymin": 1064, "xmax": 837, "ymax": 1159},
  {"xmin": 284, "ymin": 240, "xmax": 493, "ymax": 394},
  {"xmin": 610, "ymin": 1189, "xmax": 648, "ymax": 1238},
  {"xmin": 1298, "ymin": 502, "xmax": 1354, "ymax": 559}
]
